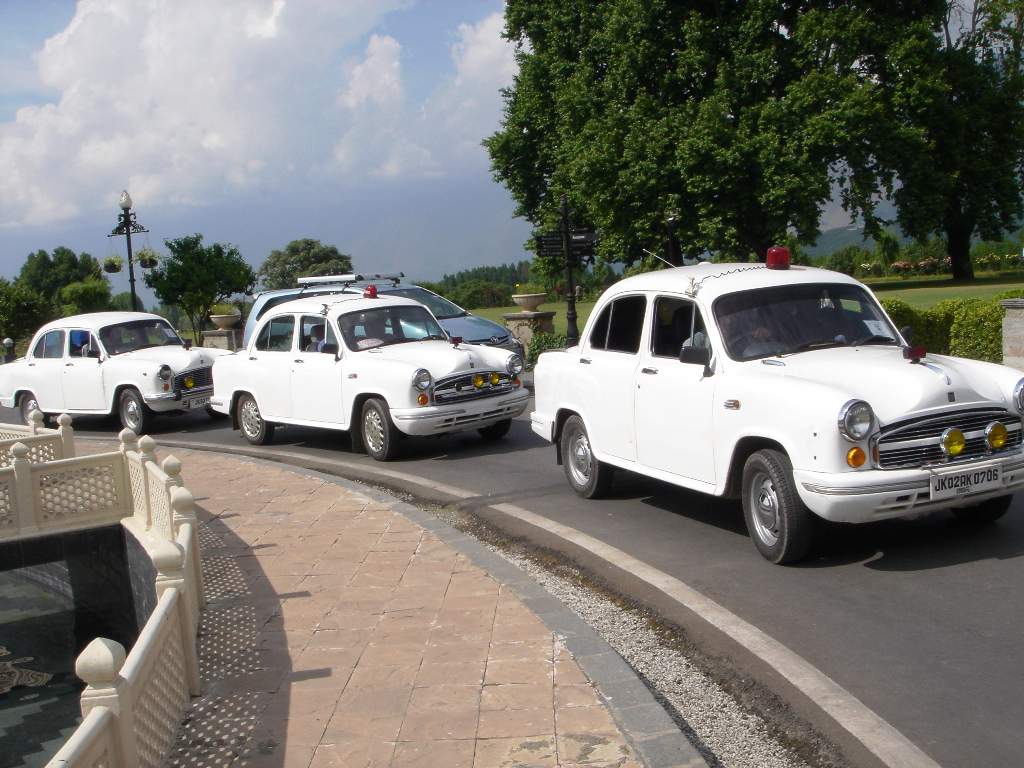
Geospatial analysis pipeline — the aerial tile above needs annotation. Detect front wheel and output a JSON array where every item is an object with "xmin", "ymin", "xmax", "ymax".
[
  {"xmin": 559, "ymin": 415, "xmax": 613, "ymax": 499},
  {"xmin": 478, "ymin": 419, "xmax": 512, "ymax": 441},
  {"xmin": 119, "ymin": 388, "xmax": 153, "ymax": 435},
  {"xmin": 361, "ymin": 398, "xmax": 401, "ymax": 461},
  {"xmin": 237, "ymin": 393, "xmax": 274, "ymax": 445},
  {"xmin": 19, "ymin": 391, "xmax": 41, "ymax": 426},
  {"xmin": 741, "ymin": 449, "xmax": 814, "ymax": 564},
  {"xmin": 952, "ymin": 495, "xmax": 1013, "ymax": 524}
]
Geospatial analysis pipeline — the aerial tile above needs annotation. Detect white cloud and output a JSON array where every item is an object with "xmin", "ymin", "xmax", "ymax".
[{"xmin": 339, "ymin": 34, "xmax": 403, "ymax": 110}]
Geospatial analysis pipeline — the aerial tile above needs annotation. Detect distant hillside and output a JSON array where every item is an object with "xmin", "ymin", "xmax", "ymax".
[{"xmin": 805, "ymin": 224, "xmax": 910, "ymax": 259}]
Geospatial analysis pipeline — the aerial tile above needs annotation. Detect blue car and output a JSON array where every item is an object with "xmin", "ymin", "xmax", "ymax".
[{"xmin": 242, "ymin": 274, "xmax": 524, "ymax": 358}]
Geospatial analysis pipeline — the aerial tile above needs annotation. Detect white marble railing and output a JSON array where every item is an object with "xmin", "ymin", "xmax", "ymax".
[{"xmin": 0, "ymin": 410, "xmax": 75, "ymax": 467}]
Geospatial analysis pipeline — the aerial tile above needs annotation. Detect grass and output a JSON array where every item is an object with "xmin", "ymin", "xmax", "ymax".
[
  {"xmin": 474, "ymin": 301, "xmax": 597, "ymax": 337},
  {"xmin": 865, "ymin": 271, "xmax": 1024, "ymax": 309}
]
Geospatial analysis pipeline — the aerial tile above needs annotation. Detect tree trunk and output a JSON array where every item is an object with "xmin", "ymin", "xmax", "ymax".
[{"xmin": 945, "ymin": 215, "xmax": 974, "ymax": 281}]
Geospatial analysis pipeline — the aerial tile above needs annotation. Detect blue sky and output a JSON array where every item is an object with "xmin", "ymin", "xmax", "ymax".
[{"xmin": 0, "ymin": 0, "xmax": 533, "ymax": 303}]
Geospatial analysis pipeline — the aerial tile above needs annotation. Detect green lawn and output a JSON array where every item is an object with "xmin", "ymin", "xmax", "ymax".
[
  {"xmin": 865, "ymin": 271, "xmax": 1024, "ymax": 309},
  {"xmin": 475, "ymin": 301, "xmax": 597, "ymax": 336}
]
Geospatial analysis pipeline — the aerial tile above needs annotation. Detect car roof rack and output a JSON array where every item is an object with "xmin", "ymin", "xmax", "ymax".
[{"xmin": 296, "ymin": 272, "xmax": 404, "ymax": 288}]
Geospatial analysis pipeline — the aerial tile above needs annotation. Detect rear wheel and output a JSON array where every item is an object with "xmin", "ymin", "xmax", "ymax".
[
  {"xmin": 119, "ymin": 388, "xmax": 153, "ymax": 435},
  {"xmin": 741, "ymin": 449, "xmax": 814, "ymax": 564},
  {"xmin": 362, "ymin": 398, "xmax": 401, "ymax": 461},
  {"xmin": 478, "ymin": 419, "xmax": 512, "ymax": 441},
  {"xmin": 952, "ymin": 495, "xmax": 1012, "ymax": 524},
  {"xmin": 18, "ymin": 392, "xmax": 41, "ymax": 426},
  {"xmin": 237, "ymin": 393, "xmax": 274, "ymax": 445},
  {"xmin": 559, "ymin": 415, "xmax": 613, "ymax": 499}
]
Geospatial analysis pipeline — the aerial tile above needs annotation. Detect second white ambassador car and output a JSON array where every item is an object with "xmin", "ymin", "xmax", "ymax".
[
  {"xmin": 0, "ymin": 312, "xmax": 226, "ymax": 434},
  {"xmin": 210, "ymin": 290, "xmax": 529, "ymax": 459},
  {"xmin": 531, "ymin": 248, "xmax": 1024, "ymax": 564}
]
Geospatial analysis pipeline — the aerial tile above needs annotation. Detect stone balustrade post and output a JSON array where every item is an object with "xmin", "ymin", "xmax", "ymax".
[
  {"xmin": 11, "ymin": 443, "xmax": 36, "ymax": 536},
  {"xmin": 162, "ymin": 455, "xmax": 184, "ymax": 488},
  {"xmin": 1001, "ymin": 299, "xmax": 1024, "ymax": 369},
  {"xmin": 76, "ymin": 638, "xmax": 140, "ymax": 768},
  {"xmin": 150, "ymin": 541, "xmax": 201, "ymax": 694},
  {"xmin": 57, "ymin": 413, "xmax": 75, "ymax": 459},
  {"xmin": 27, "ymin": 409, "xmax": 43, "ymax": 436},
  {"xmin": 170, "ymin": 484, "xmax": 205, "ymax": 611},
  {"xmin": 138, "ymin": 435, "xmax": 158, "ymax": 466},
  {"xmin": 118, "ymin": 429, "xmax": 138, "ymax": 456}
]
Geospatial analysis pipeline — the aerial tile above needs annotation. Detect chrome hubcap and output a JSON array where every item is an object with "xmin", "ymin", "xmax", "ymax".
[
  {"xmin": 750, "ymin": 472, "xmax": 780, "ymax": 546},
  {"xmin": 567, "ymin": 430, "xmax": 593, "ymax": 486},
  {"xmin": 364, "ymin": 409, "xmax": 385, "ymax": 454},
  {"xmin": 123, "ymin": 399, "xmax": 141, "ymax": 430},
  {"xmin": 23, "ymin": 399, "xmax": 39, "ymax": 419},
  {"xmin": 240, "ymin": 399, "xmax": 261, "ymax": 438}
]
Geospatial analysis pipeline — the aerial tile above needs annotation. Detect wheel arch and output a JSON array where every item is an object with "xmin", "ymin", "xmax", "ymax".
[
  {"xmin": 109, "ymin": 383, "xmax": 140, "ymax": 416},
  {"xmin": 350, "ymin": 392, "xmax": 386, "ymax": 431},
  {"xmin": 229, "ymin": 389, "xmax": 256, "ymax": 430},
  {"xmin": 553, "ymin": 407, "xmax": 587, "ymax": 465},
  {"xmin": 723, "ymin": 436, "xmax": 788, "ymax": 499}
]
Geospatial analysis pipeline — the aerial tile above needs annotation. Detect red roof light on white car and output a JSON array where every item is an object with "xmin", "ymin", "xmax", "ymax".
[
  {"xmin": 766, "ymin": 246, "xmax": 790, "ymax": 270},
  {"xmin": 363, "ymin": 285, "xmax": 378, "ymax": 298}
]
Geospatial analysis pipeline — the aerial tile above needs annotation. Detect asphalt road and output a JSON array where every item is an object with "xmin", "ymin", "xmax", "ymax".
[{"xmin": 11, "ymin": 401, "xmax": 1024, "ymax": 768}]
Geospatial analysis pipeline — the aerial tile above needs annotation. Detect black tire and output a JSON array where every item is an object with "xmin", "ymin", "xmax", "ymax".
[
  {"xmin": 18, "ymin": 391, "xmax": 42, "ymax": 426},
  {"xmin": 361, "ymin": 398, "xmax": 401, "ymax": 461},
  {"xmin": 952, "ymin": 495, "xmax": 1013, "ymax": 524},
  {"xmin": 559, "ymin": 414, "xmax": 614, "ymax": 499},
  {"xmin": 118, "ymin": 388, "xmax": 154, "ymax": 435},
  {"xmin": 236, "ymin": 393, "xmax": 274, "ymax": 445},
  {"xmin": 741, "ymin": 449, "xmax": 814, "ymax": 564},
  {"xmin": 205, "ymin": 404, "xmax": 227, "ymax": 420},
  {"xmin": 478, "ymin": 418, "xmax": 512, "ymax": 441}
]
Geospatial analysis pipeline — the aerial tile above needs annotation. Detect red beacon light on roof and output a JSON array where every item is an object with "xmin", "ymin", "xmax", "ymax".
[
  {"xmin": 363, "ymin": 284, "xmax": 378, "ymax": 299},
  {"xmin": 766, "ymin": 246, "xmax": 790, "ymax": 270}
]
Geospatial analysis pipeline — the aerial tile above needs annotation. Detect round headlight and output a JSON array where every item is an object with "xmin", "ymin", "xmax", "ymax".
[
  {"xmin": 157, "ymin": 364, "xmax": 172, "ymax": 381},
  {"xmin": 412, "ymin": 369, "xmax": 432, "ymax": 391},
  {"xmin": 1014, "ymin": 378, "xmax": 1024, "ymax": 412},
  {"xmin": 838, "ymin": 400, "xmax": 874, "ymax": 442},
  {"xmin": 506, "ymin": 354, "xmax": 524, "ymax": 376}
]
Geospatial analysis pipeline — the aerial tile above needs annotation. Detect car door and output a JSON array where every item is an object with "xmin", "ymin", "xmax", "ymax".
[
  {"xmin": 291, "ymin": 315, "xmax": 346, "ymax": 424},
  {"xmin": 635, "ymin": 296, "xmax": 717, "ymax": 484},
  {"xmin": 579, "ymin": 294, "xmax": 646, "ymax": 461},
  {"xmin": 248, "ymin": 314, "xmax": 296, "ymax": 419},
  {"xmin": 62, "ymin": 329, "xmax": 106, "ymax": 410},
  {"xmin": 29, "ymin": 330, "xmax": 67, "ymax": 412}
]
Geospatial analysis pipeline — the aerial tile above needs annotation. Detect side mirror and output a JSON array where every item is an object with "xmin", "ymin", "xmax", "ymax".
[
  {"xmin": 679, "ymin": 343, "xmax": 711, "ymax": 366},
  {"xmin": 183, "ymin": 339, "xmax": 193, "ymax": 350},
  {"xmin": 900, "ymin": 325, "xmax": 913, "ymax": 344},
  {"xmin": 85, "ymin": 344, "xmax": 100, "ymax": 359}
]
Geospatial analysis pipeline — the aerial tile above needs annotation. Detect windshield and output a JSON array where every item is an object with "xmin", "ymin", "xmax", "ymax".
[
  {"xmin": 714, "ymin": 283, "xmax": 899, "ymax": 361},
  {"xmin": 386, "ymin": 287, "xmax": 466, "ymax": 319},
  {"xmin": 337, "ymin": 305, "xmax": 446, "ymax": 351},
  {"xmin": 100, "ymin": 319, "xmax": 183, "ymax": 355}
]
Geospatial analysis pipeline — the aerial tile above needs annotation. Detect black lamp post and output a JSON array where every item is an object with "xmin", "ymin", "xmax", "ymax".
[{"xmin": 108, "ymin": 190, "xmax": 149, "ymax": 312}]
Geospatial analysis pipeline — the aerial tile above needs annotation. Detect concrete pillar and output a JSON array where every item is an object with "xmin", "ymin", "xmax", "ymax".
[{"xmin": 1001, "ymin": 299, "xmax": 1024, "ymax": 370}]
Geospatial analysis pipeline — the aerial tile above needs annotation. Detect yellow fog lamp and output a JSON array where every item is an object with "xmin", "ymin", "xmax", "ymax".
[
  {"xmin": 473, "ymin": 373, "xmax": 486, "ymax": 389},
  {"xmin": 940, "ymin": 427, "xmax": 966, "ymax": 457},
  {"xmin": 846, "ymin": 447, "xmax": 866, "ymax": 468},
  {"xmin": 985, "ymin": 421, "xmax": 1008, "ymax": 450},
  {"xmin": 490, "ymin": 372, "xmax": 501, "ymax": 385},
  {"xmin": 183, "ymin": 375, "xmax": 195, "ymax": 389}
]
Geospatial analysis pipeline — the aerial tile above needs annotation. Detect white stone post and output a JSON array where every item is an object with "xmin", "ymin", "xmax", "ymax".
[
  {"xmin": 118, "ymin": 429, "xmax": 138, "ymax": 456},
  {"xmin": 1001, "ymin": 299, "xmax": 1024, "ymax": 369},
  {"xmin": 76, "ymin": 638, "xmax": 139, "ymax": 768},
  {"xmin": 171, "ymin": 485, "xmax": 205, "ymax": 612},
  {"xmin": 11, "ymin": 443, "xmax": 36, "ymax": 536},
  {"xmin": 57, "ymin": 413, "xmax": 75, "ymax": 459},
  {"xmin": 151, "ymin": 541, "xmax": 201, "ymax": 695},
  {"xmin": 28, "ymin": 409, "xmax": 43, "ymax": 436},
  {"xmin": 162, "ymin": 455, "xmax": 184, "ymax": 488}
]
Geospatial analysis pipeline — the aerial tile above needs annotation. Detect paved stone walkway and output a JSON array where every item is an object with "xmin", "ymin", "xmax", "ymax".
[{"xmin": 162, "ymin": 449, "xmax": 641, "ymax": 768}]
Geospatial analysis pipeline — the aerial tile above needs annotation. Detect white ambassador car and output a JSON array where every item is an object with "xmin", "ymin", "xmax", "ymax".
[
  {"xmin": 210, "ymin": 289, "xmax": 529, "ymax": 459},
  {"xmin": 531, "ymin": 247, "xmax": 1024, "ymax": 564},
  {"xmin": 0, "ymin": 312, "xmax": 227, "ymax": 434}
]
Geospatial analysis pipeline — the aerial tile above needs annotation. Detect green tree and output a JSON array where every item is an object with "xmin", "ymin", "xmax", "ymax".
[
  {"xmin": 18, "ymin": 246, "xmax": 105, "ymax": 299},
  {"xmin": 58, "ymin": 279, "xmax": 112, "ymax": 315},
  {"xmin": 145, "ymin": 234, "xmax": 255, "ymax": 337},
  {"xmin": 256, "ymin": 239, "xmax": 353, "ymax": 291},
  {"xmin": 0, "ymin": 279, "xmax": 52, "ymax": 345},
  {"xmin": 486, "ymin": 1, "xmax": 940, "ymax": 270},
  {"xmin": 880, "ymin": 0, "xmax": 1024, "ymax": 280}
]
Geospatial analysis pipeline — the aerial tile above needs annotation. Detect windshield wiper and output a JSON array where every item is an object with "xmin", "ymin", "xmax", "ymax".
[
  {"xmin": 435, "ymin": 311, "xmax": 468, "ymax": 320},
  {"xmin": 851, "ymin": 334, "xmax": 896, "ymax": 346},
  {"xmin": 786, "ymin": 339, "xmax": 848, "ymax": 355},
  {"xmin": 421, "ymin": 334, "xmax": 447, "ymax": 341}
]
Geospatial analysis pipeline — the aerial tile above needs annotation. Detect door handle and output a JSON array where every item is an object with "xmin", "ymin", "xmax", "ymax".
[
  {"xmin": 641, "ymin": 367, "xmax": 658, "ymax": 375},
  {"xmin": 249, "ymin": 356, "xmax": 258, "ymax": 361},
  {"xmin": 293, "ymin": 359, "xmax": 304, "ymax": 364},
  {"xmin": 579, "ymin": 358, "xmax": 591, "ymax": 365},
  {"xmin": 65, "ymin": 363, "xmax": 74, "ymax": 367}
]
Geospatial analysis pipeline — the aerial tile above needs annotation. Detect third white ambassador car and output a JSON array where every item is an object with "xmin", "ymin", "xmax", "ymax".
[
  {"xmin": 531, "ymin": 248, "xmax": 1024, "ymax": 564},
  {"xmin": 0, "ymin": 312, "xmax": 226, "ymax": 434},
  {"xmin": 210, "ymin": 290, "xmax": 529, "ymax": 459}
]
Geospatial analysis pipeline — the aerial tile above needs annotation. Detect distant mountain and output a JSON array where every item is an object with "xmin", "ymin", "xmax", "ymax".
[{"xmin": 805, "ymin": 224, "xmax": 910, "ymax": 259}]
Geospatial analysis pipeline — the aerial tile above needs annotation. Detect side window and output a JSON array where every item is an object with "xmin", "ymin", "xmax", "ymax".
[
  {"xmin": 651, "ymin": 298, "xmax": 709, "ymax": 358},
  {"xmin": 32, "ymin": 335, "xmax": 46, "ymax": 359},
  {"xmin": 300, "ymin": 315, "xmax": 338, "ymax": 353},
  {"xmin": 589, "ymin": 305, "xmax": 611, "ymax": 350},
  {"xmin": 69, "ymin": 330, "xmax": 91, "ymax": 357},
  {"xmin": 255, "ymin": 316, "xmax": 295, "ymax": 352},
  {"xmin": 605, "ymin": 296, "xmax": 646, "ymax": 354},
  {"xmin": 41, "ymin": 330, "xmax": 66, "ymax": 359}
]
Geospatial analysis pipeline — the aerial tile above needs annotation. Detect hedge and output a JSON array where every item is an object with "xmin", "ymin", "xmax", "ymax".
[
  {"xmin": 877, "ymin": 296, "xmax": 1003, "ymax": 363},
  {"xmin": 527, "ymin": 331, "xmax": 567, "ymax": 367}
]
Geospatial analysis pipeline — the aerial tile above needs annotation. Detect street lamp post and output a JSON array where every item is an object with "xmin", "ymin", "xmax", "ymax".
[{"xmin": 108, "ymin": 190, "xmax": 149, "ymax": 312}]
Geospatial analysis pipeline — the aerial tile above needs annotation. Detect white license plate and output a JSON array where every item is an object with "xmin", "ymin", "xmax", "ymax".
[
  {"xmin": 184, "ymin": 395, "xmax": 210, "ymax": 410},
  {"xmin": 930, "ymin": 465, "xmax": 1002, "ymax": 501}
]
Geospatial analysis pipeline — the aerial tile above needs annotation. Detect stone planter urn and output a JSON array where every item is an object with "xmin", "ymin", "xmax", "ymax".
[
  {"xmin": 511, "ymin": 293, "xmax": 547, "ymax": 312},
  {"xmin": 209, "ymin": 312, "xmax": 241, "ymax": 330}
]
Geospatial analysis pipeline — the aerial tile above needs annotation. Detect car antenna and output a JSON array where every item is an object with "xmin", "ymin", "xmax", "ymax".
[{"xmin": 642, "ymin": 248, "xmax": 676, "ymax": 269}]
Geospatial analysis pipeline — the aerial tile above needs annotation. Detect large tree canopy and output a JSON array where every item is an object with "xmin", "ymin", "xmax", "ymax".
[
  {"xmin": 145, "ymin": 234, "xmax": 255, "ymax": 337},
  {"xmin": 257, "ymin": 239, "xmax": 353, "ymax": 291},
  {"xmin": 18, "ymin": 246, "xmax": 106, "ymax": 300},
  {"xmin": 0, "ymin": 279, "xmax": 52, "ymax": 345},
  {"xmin": 486, "ymin": 1, "xmax": 944, "ymax": 272}
]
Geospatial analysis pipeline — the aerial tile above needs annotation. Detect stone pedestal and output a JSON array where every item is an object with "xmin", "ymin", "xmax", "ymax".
[
  {"xmin": 503, "ymin": 311, "xmax": 556, "ymax": 347},
  {"xmin": 1001, "ymin": 299, "xmax": 1024, "ymax": 368},
  {"xmin": 200, "ymin": 329, "xmax": 242, "ymax": 351}
]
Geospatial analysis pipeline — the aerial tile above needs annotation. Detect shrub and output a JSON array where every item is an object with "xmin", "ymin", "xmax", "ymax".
[
  {"xmin": 825, "ymin": 245, "xmax": 869, "ymax": 276},
  {"xmin": 527, "ymin": 331, "xmax": 566, "ymax": 368},
  {"xmin": 890, "ymin": 260, "xmax": 914, "ymax": 277},
  {"xmin": 949, "ymin": 300, "xmax": 1003, "ymax": 362},
  {"xmin": 513, "ymin": 281, "xmax": 547, "ymax": 295},
  {"xmin": 447, "ymin": 280, "xmax": 512, "ymax": 309}
]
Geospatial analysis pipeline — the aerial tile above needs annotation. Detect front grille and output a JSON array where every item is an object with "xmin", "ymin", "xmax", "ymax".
[
  {"xmin": 433, "ymin": 371, "xmax": 515, "ymax": 404},
  {"xmin": 876, "ymin": 407, "xmax": 1023, "ymax": 469},
  {"xmin": 174, "ymin": 366, "xmax": 213, "ymax": 393}
]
